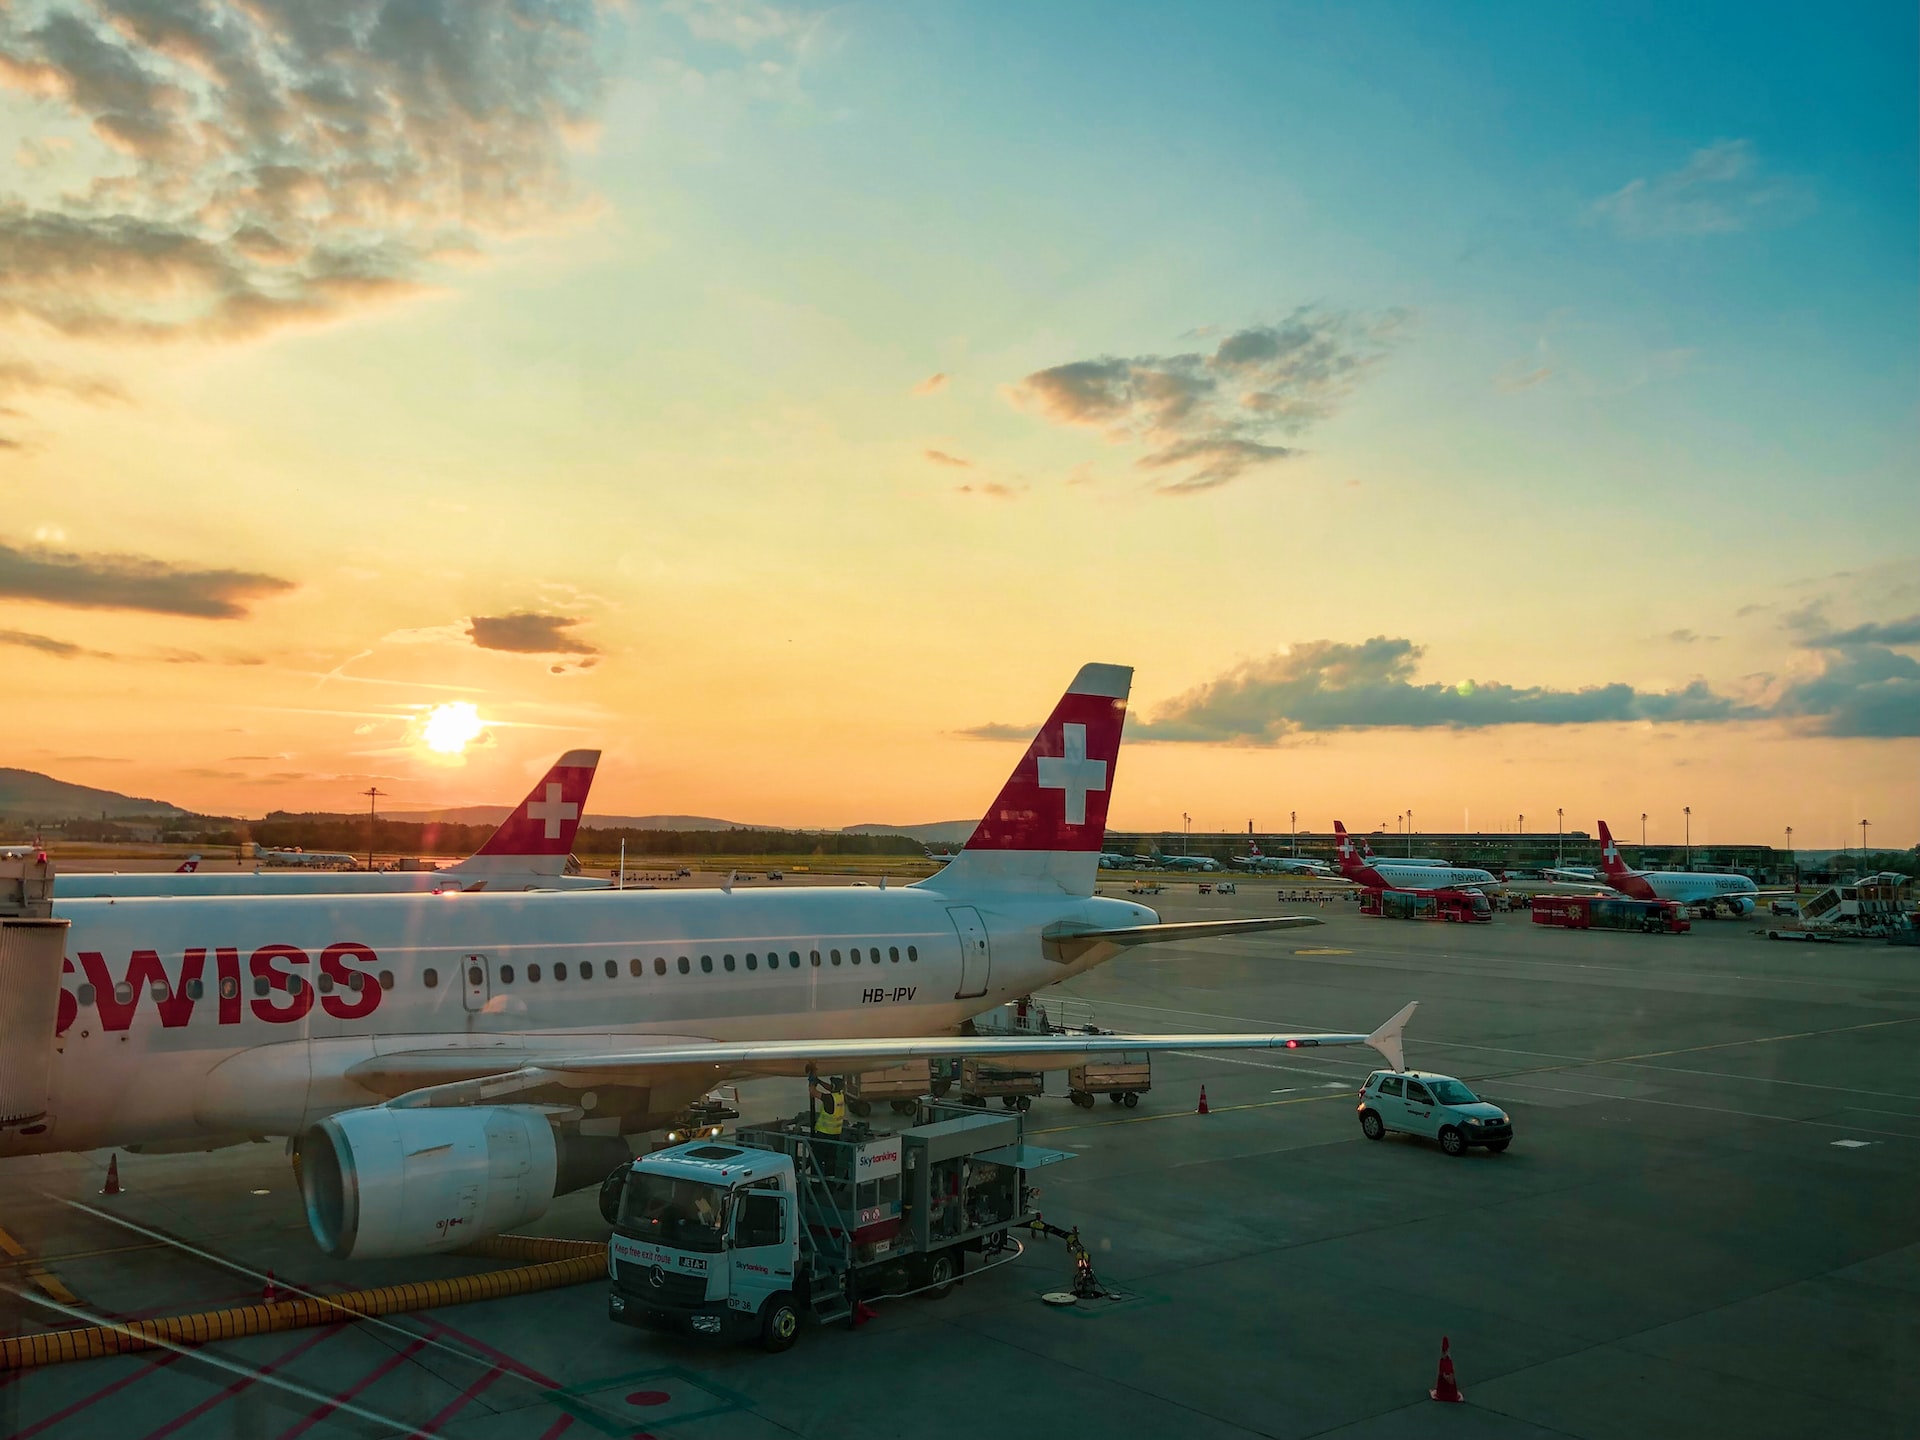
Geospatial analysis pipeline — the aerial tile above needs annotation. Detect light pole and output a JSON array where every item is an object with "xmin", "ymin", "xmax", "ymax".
[
  {"xmin": 1556, "ymin": 806, "xmax": 1563, "ymax": 867},
  {"xmin": 1290, "ymin": 810, "xmax": 1297, "ymax": 857},
  {"xmin": 1640, "ymin": 812, "xmax": 1647, "ymax": 848},
  {"xmin": 1518, "ymin": 813, "xmax": 1524, "ymax": 837},
  {"xmin": 1407, "ymin": 808, "xmax": 1414, "ymax": 856},
  {"xmin": 1182, "ymin": 812, "xmax": 1191, "ymax": 856},
  {"xmin": 1861, "ymin": 818, "xmax": 1871, "ymax": 862},
  {"xmin": 1684, "ymin": 806, "xmax": 1691, "ymax": 867},
  {"xmin": 1785, "ymin": 825, "xmax": 1796, "ymax": 894},
  {"xmin": 362, "ymin": 785, "xmax": 385, "ymax": 872}
]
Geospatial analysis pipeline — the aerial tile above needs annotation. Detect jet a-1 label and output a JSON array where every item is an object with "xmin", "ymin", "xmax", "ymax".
[
  {"xmin": 57, "ymin": 943, "xmax": 384, "ymax": 1035},
  {"xmin": 861, "ymin": 986, "xmax": 917, "ymax": 1005}
]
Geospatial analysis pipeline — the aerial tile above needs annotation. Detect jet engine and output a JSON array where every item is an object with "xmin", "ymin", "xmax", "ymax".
[
  {"xmin": 297, "ymin": 1105, "xmax": 630, "ymax": 1260},
  {"xmin": 1717, "ymin": 896, "xmax": 1758, "ymax": 918}
]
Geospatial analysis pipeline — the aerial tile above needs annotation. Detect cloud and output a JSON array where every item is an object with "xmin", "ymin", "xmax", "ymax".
[
  {"xmin": 0, "ymin": 626, "xmax": 108, "ymax": 658},
  {"xmin": 911, "ymin": 372, "xmax": 948, "ymax": 396},
  {"xmin": 957, "ymin": 721, "xmax": 1033, "ymax": 741},
  {"xmin": 1772, "ymin": 644, "xmax": 1920, "ymax": 738},
  {"xmin": 1799, "ymin": 614, "xmax": 1920, "ymax": 648},
  {"xmin": 1132, "ymin": 637, "xmax": 1760, "ymax": 744},
  {"xmin": 0, "ymin": 538, "xmax": 293, "ymax": 617},
  {"xmin": 1494, "ymin": 364, "xmax": 1553, "ymax": 394},
  {"xmin": 955, "ymin": 481, "xmax": 1016, "ymax": 499},
  {"xmin": 923, "ymin": 448, "xmax": 971, "ymax": 469},
  {"xmin": 0, "ymin": 0, "xmax": 608, "ymax": 345},
  {"xmin": 467, "ymin": 611, "xmax": 598, "ymax": 656},
  {"xmin": 1010, "ymin": 307, "xmax": 1404, "ymax": 493},
  {"xmin": 0, "ymin": 357, "xmax": 125, "ymax": 404},
  {"xmin": 1590, "ymin": 140, "xmax": 1813, "ymax": 238}
]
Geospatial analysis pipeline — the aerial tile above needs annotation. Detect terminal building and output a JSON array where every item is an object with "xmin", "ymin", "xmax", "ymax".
[{"xmin": 1106, "ymin": 831, "xmax": 1797, "ymax": 883}]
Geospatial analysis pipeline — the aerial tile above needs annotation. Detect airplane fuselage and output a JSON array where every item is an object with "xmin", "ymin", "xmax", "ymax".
[{"xmin": 13, "ymin": 883, "xmax": 1154, "ymax": 1158}]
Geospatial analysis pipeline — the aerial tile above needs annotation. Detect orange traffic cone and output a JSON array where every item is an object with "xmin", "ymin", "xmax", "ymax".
[
  {"xmin": 263, "ymin": 1270, "xmax": 279, "ymax": 1305},
  {"xmin": 1196, "ymin": 1086, "xmax": 1210, "ymax": 1115},
  {"xmin": 100, "ymin": 1153, "xmax": 122, "ymax": 1197},
  {"xmin": 1430, "ymin": 1335, "xmax": 1464, "ymax": 1403}
]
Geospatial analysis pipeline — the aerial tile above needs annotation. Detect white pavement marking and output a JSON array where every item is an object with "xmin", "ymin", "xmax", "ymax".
[
  {"xmin": 1831, "ymin": 1139, "xmax": 1874, "ymax": 1148},
  {"xmin": 1490, "ymin": 1077, "xmax": 1920, "ymax": 1141}
]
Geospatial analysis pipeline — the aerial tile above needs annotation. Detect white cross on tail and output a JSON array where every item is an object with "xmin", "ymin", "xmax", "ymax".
[
  {"xmin": 525, "ymin": 782, "xmax": 579, "ymax": 839},
  {"xmin": 1036, "ymin": 723, "xmax": 1108, "ymax": 826}
]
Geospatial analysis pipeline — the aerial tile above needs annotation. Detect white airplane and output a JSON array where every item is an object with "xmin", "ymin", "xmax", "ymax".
[
  {"xmin": 1334, "ymin": 822, "xmax": 1498, "ymax": 892},
  {"xmin": 7, "ymin": 665, "xmax": 1416, "ymax": 1261},
  {"xmin": 54, "ymin": 753, "xmax": 609, "ymax": 898},
  {"xmin": 1596, "ymin": 820, "xmax": 1759, "ymax": 915},
  {"xmin": 1232, "ymin": 844, "xmax": 1331, "ymax": 876},
  {"xmin": 1159, "ymin": 854, "xmax": 1224, "ymax": 873}
]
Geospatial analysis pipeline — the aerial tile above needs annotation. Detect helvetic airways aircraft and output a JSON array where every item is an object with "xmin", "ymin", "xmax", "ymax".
[
  {"xmin": 1334, "ymin": 822, "xmax": 1498, "ymax": 892},
  {"xmin": 5, "ymin": 664, "xmax": 1415, "ymax": 1261},
  {"xmin": 54, "ymin": 753, "xmax": 608, "ymax": 898},
  {"xmin": 1597, "ymin": 820, "xmax": 1759, "ymax": 914}
]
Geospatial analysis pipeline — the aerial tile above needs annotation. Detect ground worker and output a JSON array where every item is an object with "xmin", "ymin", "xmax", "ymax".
[{"xmin": 811, "ymin": 1075, "xmax": 846, "ymax": 1139}]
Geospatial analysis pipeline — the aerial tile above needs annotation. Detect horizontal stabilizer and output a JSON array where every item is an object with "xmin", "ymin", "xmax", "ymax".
[{"xmin": 1043, "ymin": 915, "xmax": 1322, "ymax": 964}]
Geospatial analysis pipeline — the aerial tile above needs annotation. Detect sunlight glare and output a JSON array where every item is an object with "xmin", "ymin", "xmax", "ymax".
[{"xmin": 422, "ymin": 702, "xmax": 485, "ymax": 755}]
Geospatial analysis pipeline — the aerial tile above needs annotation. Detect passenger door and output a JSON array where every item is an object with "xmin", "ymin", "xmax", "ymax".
[
  {"xmin": 1402, "ymin": 1079, "xmax": 1439, "ymax": 1137},
  {"xmin": 1372, "ymin": 1074, "xmax": 1408, "ymax": 1130},
  {"xmin": 948, "ymin": 907, "xmax": 991, "ymax": 999}
]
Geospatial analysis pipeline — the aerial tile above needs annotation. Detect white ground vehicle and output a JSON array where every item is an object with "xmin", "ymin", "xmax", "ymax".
[
  {"xmin": 1356, "ymin": 1071, "xmax": 1512, "ymax": 1155},
  {"xmin": 605, "ymin": 1104, "xmax": 1066, "ymax": 1349}
]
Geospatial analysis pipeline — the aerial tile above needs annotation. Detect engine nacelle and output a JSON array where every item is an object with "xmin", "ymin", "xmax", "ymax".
[
  {"xmin": 298, "ymin": 1105, "xmax": 627, "ymax": 1260},
  {"xmin": 1718, "ymin": 896, "xmax": 1757, "ymax": 917}
]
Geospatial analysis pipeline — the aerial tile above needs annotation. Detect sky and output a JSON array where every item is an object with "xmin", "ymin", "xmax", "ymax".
[{"xmin": 0, "ymin": 0, "xmax": 1914, "ymax": 848}]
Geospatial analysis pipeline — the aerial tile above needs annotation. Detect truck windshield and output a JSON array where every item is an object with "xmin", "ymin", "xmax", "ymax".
[
  {"xmin": 617, "ymin": 1173, "xmax": 728, "ymax": 1253},
  {"xmin": 1429, "ymin": 1079, "xmax": 1479, "ymax": 1105}
]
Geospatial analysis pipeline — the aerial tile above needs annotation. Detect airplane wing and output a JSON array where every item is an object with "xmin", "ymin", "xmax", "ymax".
[
  {"xmin": 1043, "ymin": 915, "xmax": 1321, "ymax": 963},
  {"xmin": 379, "ymin": 1002, "xmax": 1418, "ymax": 1109}
]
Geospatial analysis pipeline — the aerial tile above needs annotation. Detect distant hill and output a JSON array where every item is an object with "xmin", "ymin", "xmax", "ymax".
[
  {"xmin": 390, "ymin": 806, "xmax": 774, "ymax": 832},
  {"xmin": 841, "ymin": 820, "xmax": 977, "ymax": 845},
  {"xmin": 0, "ymin": 768, "xmax": 188, "ymax": 820}
]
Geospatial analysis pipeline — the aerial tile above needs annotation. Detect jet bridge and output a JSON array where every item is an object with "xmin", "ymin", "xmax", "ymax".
[{"xmin": 0, "ymin": 851, "xmax": 66, "ymax": 1128}]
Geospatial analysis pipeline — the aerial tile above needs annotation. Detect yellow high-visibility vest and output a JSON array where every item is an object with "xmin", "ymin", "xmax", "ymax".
[{"xmin": 815, "ymin": 1092, "xmax": 844, "ymax": 1136}]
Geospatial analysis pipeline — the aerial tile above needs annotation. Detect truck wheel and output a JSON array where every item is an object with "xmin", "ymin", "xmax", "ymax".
[
  {"xmin": 849, "ymin": 1099, "xmax": 872, "ymax": 1118},
  {"xmin": 1359, "ymin": 1109, "xmax": 1385, "ymax": 1140},
  {"xmin": 1123, "ymin": 1092, "xmax": 1140, "ymax": 1109},
  {"xmin": 892, "ymin": 1100, "xmax": 918, "ymax": 1116},
  {"xmin": 760, "ymin": 1293, "xmax": 801, "ymax": 1352},
  {"xmin": 1108, "ymin": 1092, "xmax": 1124, "ymax": 1105},
  {"xmin": 923, "ymin": 1251, "xmax": 957, "ymax": 1298},
  {"xmin": 1071, "ymin": 1092, "xmax": 1094, "ymax": 1109},
  {"xmin": 1016, "ymin": 1095, "xmax": 1033, "ymax": 1112},
  {"xmin": 1439, "ymin": 1125, "xmax": 1468, "ymax": 1157}
]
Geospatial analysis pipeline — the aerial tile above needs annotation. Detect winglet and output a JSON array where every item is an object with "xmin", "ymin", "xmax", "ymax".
[{"xmin": 1366, "ymin": 1001, "xmax": 1417, "ymax": 1072}]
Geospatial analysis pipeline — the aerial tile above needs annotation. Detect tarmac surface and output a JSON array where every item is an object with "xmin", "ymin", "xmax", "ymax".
[{"xmin": 2, "ymin": 886, "xmax": 1916, "ymax": 1438}]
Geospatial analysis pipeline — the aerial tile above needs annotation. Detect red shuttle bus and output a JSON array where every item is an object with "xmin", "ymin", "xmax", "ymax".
[{"xmin": 1532, "ymin": 894, "xmax": 1690, "ymax": 934}]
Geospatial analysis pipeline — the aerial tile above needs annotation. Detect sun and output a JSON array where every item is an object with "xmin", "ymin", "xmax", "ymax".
[{"xmin": 421, "ymin": 702, "xmax": 485, "ymax": 755}]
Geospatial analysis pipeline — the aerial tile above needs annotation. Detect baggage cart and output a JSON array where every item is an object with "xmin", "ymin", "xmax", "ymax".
[
  {"xmin": 958, "ymin": 1058, "xmax": 1044, "ymax": 1111},
  {"xmin": 1068, "ymin": 1053, "xmax": 1150, "ymax": 1109},
  {"xmin": 845, "ymin": 1061, "xmax": 932, "ymax": 1117}
]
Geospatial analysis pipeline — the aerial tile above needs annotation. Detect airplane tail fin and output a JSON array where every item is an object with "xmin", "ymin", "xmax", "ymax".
[
  {"xmin": 175, "ymin": 855, "xmax": 200, "ymax": 873},
  {"xmin": 1597, "ymin": 819, "xmax": 1631, "ymax": 878},
  {"xmin": 927, "ymin": 663, "xmax": 1131, "ymax": 897},
  {"xmin": 1332, "ymin": 821, "xmax": 1385, "ymax": 887},
  {"xmin": 445, "ymin": 750, "xmax": 601, "ymax": 877}
]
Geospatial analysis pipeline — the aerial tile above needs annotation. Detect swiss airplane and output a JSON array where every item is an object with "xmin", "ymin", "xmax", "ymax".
[
  {"xmin": 1596, "ymin": 820, "xmax": 1759, "ymax": 914},
  {"xmin": 54, "ymin": 753, "xmax": 608, "ymax": 898},
  {"xmin": 1334, "ymin": 822, "xmax": 1498, "ymax": 891},
  {"xmin": 5, "ymin": 664, "xmax": 1415, "ymax": 1261}
]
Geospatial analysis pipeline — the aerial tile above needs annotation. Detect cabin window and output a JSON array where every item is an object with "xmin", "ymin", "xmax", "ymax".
[
  {"xmin": 700, "ymin": 955, "xmax": 714, "ymax": 974},
  {"xmin": 77, "ymin": 984, "xmax": 95, "ymax": 1006},
  {"xmin": 423, "ymin": 968, "xmax": 438, "ymax": 988},
  {"xmin": 555, "ymin": 963, "xmax": 568, "ymax": 981},
  {"xmin": 745, "ymin": 952, "xmax": 758, "ymax": 971},
  {"xmin": 379, "ymin": 970, "xmax": 394, "ymax": 990},
  {"xmin": 810, "ymin": 950, "xmax": 821, "ymax": 967},
  {"xmin": 869, "ymin": 948, "xmax": 881, "ymax": 964},
  {"xmin": 723, "ymin": 954, "xmax": 736, "ymax": 972},
  {"xmin": 500, "ymin": 964, "xmax": 515, "ymax": 984},
  {"xmin": 348, "ymin": 972, "xmax": 365, "ymax": 992},
  {"xmin": 907, "ymin": 946, "xmax": 918, "ymax": 962},
  {"xmin": 252, "ymin": 978, "xmax": 268, "ymax": 997},
  {"xmin": 789, "ymin": 951, "xmax": 801, "ymax": 968},
  {"xmin": 889, "ymin": 947, "xmax": 900, "ymax": 964},
  {"xmin": 830, "ymin": 949, "xmax": 841, "ymax": 966},
  {"xmin": 149, "ymin": 982, "xmax": 168, "ymax": 1001},
  {"xmin": 528, "ymin": 963, "xmax": 542, "ymax": 982},
  {"xmin": 850, "ymin": 948, "xmax": 861, "ymax": 965},
  {"xmin": 318, "ymin": 974, "xmax": 334, "ymax": 993},
  {"xmin": 288, "ymin": 975, "xmax": 307, "ymax": 995},
  {"xmin": 630, "ymin": 958, "xmax": 643, "ymax": 977},
  {"xmin": 605, "ymin": 960, "xmax": 618, "ymax": 979},
  {"xmin": 678, "ymin": 956, "xmax": 691, "ymax": 975},
  {"xmin": 185, "ymin": 977, "xmax": 205, "ymax": 999},
  {"xmin": 655, "ymin": 957, "xmax": 667, "ymax": 976}
]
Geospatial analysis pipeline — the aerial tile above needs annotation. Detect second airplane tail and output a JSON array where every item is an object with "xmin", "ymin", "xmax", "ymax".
[{"xmin": 445, "ymin": 750, "xmax": 601, "ymax": 878}]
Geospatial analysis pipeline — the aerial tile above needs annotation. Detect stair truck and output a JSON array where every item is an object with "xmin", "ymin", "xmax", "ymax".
[{"xmin": 606, "ymin": 1104, "xmax": 1071, "ymax": 1350}]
